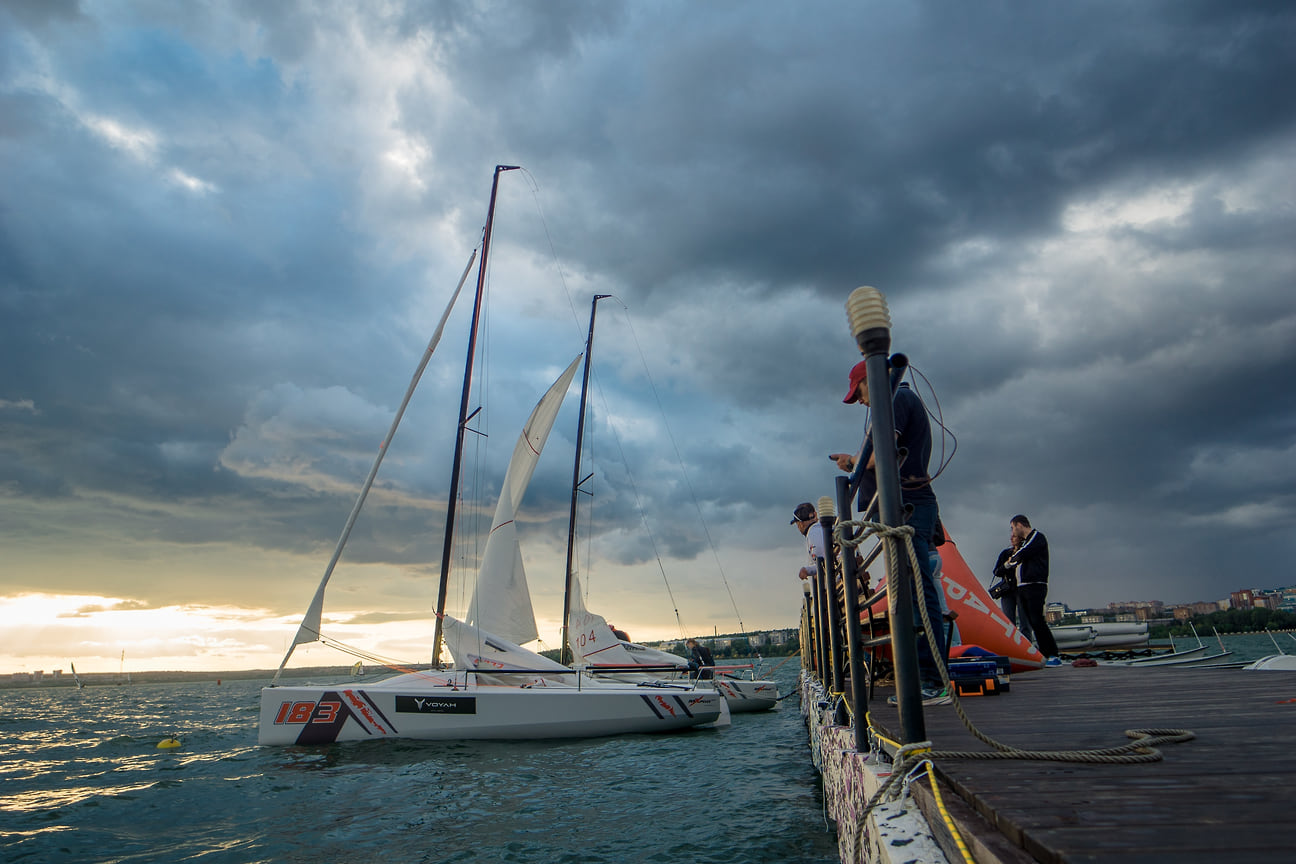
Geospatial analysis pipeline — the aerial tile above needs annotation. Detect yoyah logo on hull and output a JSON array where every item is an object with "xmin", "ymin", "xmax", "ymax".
[{"xmin": 395, "ymin": 695, "xmax": 477, "ymax": 715}]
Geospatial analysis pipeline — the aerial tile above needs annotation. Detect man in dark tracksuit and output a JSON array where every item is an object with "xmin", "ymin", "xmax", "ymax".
[{"xmin": 1005, "ymin": 515, "xmax": 1060, "ymax": 665}]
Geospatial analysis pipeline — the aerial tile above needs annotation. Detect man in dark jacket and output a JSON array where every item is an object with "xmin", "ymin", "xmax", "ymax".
[
  {"xmin": 831, "ymin": 360, "xmax": 946, "ymax": 701},
  {"xmin": 992, "ymin": 534, "xmax": 1034, "ymax": 644},
  {"xmin": 686, "ymin": 638, "xmax": 715, "ymax": 680},
  {"xmin": 1005, "ymin": 515, "xmax": 1060, "ymax": 665}
]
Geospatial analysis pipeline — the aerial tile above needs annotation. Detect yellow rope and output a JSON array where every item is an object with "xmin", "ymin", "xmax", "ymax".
[{"xmin": 923, "ymin": 760, "xmax": 975, "ymax": 864}]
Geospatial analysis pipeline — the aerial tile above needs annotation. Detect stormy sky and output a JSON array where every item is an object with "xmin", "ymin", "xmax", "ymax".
[{"xmin": 2, "ymin": 0, "xmax": 1293, "ymax": 672}]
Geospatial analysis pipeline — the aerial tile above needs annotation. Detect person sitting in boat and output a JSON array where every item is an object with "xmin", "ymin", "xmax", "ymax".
[
  {"xmin": 686, "ymin": 638, "xmax": 715, "ymax": 680},
  {"xmin": 608, "ymin": 623, "xmax": 631, "ymax": 642}
]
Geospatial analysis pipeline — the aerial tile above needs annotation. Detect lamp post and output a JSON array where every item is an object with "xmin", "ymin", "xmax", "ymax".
[{"xmin": 846, "ymin": 286, "xmax": 925, "ymax": 744}]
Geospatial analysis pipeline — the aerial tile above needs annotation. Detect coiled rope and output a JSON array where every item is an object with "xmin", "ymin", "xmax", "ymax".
[{"xmin": 831, "ymin": 518, "xmax": 1195, "ymax": 856}]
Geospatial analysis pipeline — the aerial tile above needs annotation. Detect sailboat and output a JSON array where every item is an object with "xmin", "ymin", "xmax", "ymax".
[
  {"xmin": 258, "ymin": 166, "xmax": 721, "ymax": 745},
  {"xmin": 554, "ymin": 295, "xmax": 779, "ymax": 713},
  {"xmin": 565, "ymin": 575, "xmax": 779, "ymax": 712},
  {"xmin": 71, "ymin": 662, "xmax": 84, "ymax": 690}
]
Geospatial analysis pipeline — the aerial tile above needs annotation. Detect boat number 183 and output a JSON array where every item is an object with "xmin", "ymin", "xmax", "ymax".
[{"xmin": 273, "ymin": 700, "xmax": 341, "ymax": 725}]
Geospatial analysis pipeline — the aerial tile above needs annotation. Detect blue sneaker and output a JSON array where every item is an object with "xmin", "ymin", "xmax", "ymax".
[{"xmin": 1044, "ymin": 656, "xmax": 1062, "ymax": 667}]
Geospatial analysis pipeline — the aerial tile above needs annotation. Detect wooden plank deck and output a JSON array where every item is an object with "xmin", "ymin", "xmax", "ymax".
[{"xmin": 870, "ymin": 664, "xmax": 1296, "ymax": 863}]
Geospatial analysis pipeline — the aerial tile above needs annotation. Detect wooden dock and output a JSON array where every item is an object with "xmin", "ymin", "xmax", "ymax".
[{"xmin": 869, "ymin": 664, "xmax": 1296, "ymax": 863}]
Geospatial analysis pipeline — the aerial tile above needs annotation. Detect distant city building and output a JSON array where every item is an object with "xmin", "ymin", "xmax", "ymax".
[
  {"xmin": 1081, "ymin": 614, "xmax": 1104, "ymax": 624},
  {"xmin": 1231, "ymin": 589, "xmax": 1255, "ymax": 610},
  {"xmin": 1107, "ymin": 600, "xmax": 1165, "ymax": 616}
]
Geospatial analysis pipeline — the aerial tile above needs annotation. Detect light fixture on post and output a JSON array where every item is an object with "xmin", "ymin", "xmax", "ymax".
[{"xmin": 844, "ymin": 285, "xmax": 925, "ymax": 744}]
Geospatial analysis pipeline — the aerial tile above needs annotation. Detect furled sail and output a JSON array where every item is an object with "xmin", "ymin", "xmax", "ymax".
[
  {"xmin": 566, "ymin": 575, "xmax": 639, "ymax": 665},
  {"xmin": 566, "ymin": 576, "xmax": 689, "ymax": 669},
  {"xmin": 466, "ymin": 355, "xmax": 583, "ymax": 646},
  {"xmin": 442, "ymin": 615, "xmax": 572, "ymax": 683}
]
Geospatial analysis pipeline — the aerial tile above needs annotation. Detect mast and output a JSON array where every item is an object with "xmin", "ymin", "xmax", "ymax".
[
  {"xmin": 432, "ymin": 164, "xmax": 519, "ymax": 665},
  {"xmin": 560, "ymin": 294, "xmax": 611, "ymax": 664}
]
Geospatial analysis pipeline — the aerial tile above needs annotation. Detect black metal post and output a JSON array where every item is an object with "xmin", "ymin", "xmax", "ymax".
[
  {"xmin": 812, "ymin": 558, "xmax": 829, "ymax": 683},
  {"xmin": 835, "ymin": 475, "xmax": 870, "ymax": 750},
  {"xmin": 819, "ymin": 509, "xmax": 847, "ymax": 723},
  {"xmin": 857, "ymin": 333, "xmax": 925, "ymax": 743}
]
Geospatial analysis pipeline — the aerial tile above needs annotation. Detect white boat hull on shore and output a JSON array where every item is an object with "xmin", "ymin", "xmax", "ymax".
[
  {"xmin": 258, "ymin": 671, "xmax": 723, "ymax": 745},
  {"xmin": 1244, "ymin": 654, "xmax": 1296, "ymax": 671}
]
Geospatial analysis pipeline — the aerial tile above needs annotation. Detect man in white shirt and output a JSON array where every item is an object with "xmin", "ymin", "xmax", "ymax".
[{"xmin": 791, "ymin": 502, "xmax": 826, "ymax": 581}]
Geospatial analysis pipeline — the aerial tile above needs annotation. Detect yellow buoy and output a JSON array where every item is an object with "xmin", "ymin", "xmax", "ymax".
[{"xmin": 156, "ymin": 738, "xmax": 182, "ymax": 749}]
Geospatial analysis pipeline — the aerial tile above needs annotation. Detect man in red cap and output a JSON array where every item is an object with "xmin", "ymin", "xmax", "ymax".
[{"xmin": 831, "ymin": 360, "xmax": 948, "ymax": 704}]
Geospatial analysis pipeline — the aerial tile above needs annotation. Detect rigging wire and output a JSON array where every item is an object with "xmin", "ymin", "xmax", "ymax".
[
  {"xmin": 519, "ymin": 169, "xmax": 691, "ymax": 640},
  {"xmin": 585, "ymin": 362, "xmax": 691, "ymax": 638},
  {"xmin": 904, "ymin": 363, "xmax": 958, "ymax": 482},
  {"xmin": 518, "ymin": 167, "xmax": 586, "ymax": 341},
  {"xmin": 447, "ymin": 217, "xmax": 495, "ymax": 664},
  {"xmin": 611, "ymin": 298, "xmax": 749, "ymax": 637}
]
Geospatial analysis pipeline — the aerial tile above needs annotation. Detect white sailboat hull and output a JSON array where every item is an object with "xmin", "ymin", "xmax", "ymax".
[
  {"xmin": 709, "ymin": 677, "xmax": 779, "ymax": 712},
  {"xmin": 258, "ymin": 672, "xmax": 723, "ymax": 745},
  {"xmin": 1244, "ymin": 654, "xmax": 1296, "ymax": 671},
  {"xmin": 592, "ymin": 672, "xmax": 779, "ymax": 712},
  {"xmin": 1102, "ymin": 644, "xmax": 1210, "ymax": 667}
]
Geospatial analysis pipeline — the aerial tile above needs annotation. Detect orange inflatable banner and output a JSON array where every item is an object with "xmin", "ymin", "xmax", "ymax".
[{"xmin": 858, "ymin": 530, "xmax": 1044, "ymax": 673}]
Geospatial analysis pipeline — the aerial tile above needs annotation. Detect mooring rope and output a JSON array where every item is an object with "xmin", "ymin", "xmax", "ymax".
[{"xmin": 831, "ymin": 518, "xmax": 1196, "ymax": 855}]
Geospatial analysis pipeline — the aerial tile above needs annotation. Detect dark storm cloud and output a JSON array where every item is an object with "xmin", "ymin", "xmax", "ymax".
[{"xmin": 396, "ymin": 1, "xmax": 1296, "ymax": 307}]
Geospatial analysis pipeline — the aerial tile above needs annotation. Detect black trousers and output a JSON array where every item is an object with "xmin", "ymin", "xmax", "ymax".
[{"xmin": 1017, "ymin": 582, "xmax": 1058, "ymax": 657}]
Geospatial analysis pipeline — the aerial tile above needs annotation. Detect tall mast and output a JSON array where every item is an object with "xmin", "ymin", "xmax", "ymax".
[
  {"xmin": 432, "ymin": 164, "xmax": 519, "ymax": 665},
  {"xmin": 561, "ymin": 294, "xmax": 611, "ymax": 665}
]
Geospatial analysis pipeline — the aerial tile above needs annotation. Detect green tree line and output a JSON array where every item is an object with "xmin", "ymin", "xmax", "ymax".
[{"xmin": 1151, "ymin": 607, "xmax": 1296, "ymax": 638}]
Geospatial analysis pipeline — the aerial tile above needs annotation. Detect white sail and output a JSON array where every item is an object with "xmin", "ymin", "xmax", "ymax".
[{"xmin": 467, "ymin": 355, "xmax": 583, "ymax": 646}]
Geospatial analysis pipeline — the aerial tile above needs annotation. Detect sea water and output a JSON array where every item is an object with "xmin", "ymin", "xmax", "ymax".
[{"xmin": 0, "ymin": 659, "xmax": 838, "ymax": 863}]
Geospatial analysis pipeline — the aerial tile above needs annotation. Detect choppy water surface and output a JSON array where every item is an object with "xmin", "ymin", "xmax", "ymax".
[
  {"xmin": 6, "ymin": 633, "xmax": 1290, "ymax": 863},
  {"xmin": 0, "ymin": 660, "xmax": 837, "ymax": 863}
]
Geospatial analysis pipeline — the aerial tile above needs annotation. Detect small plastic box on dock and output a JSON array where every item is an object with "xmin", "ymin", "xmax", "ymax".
[{"xmin": 947, "ymin": 656, "xmax": 1010, "ymax": 696}]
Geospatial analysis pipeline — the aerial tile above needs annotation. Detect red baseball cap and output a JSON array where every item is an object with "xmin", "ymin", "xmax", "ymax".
[{"xmin": 843, "ymin": 360, "xmax": 868, "ymax": 403}]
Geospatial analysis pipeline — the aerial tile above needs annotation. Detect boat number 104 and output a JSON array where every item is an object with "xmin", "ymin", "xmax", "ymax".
[
  {"xmin": 575, "ymin": 629, "xmax": 600, "ymax": 648},
  {"xmin": 273, "ymin": 700, "xmax": 341, "ymax": 725}
]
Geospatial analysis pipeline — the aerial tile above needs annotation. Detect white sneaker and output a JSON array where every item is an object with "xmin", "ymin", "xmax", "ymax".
[{"xmin": 887, "ymin": 687, "xmax": 952, "ymax": 707}]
